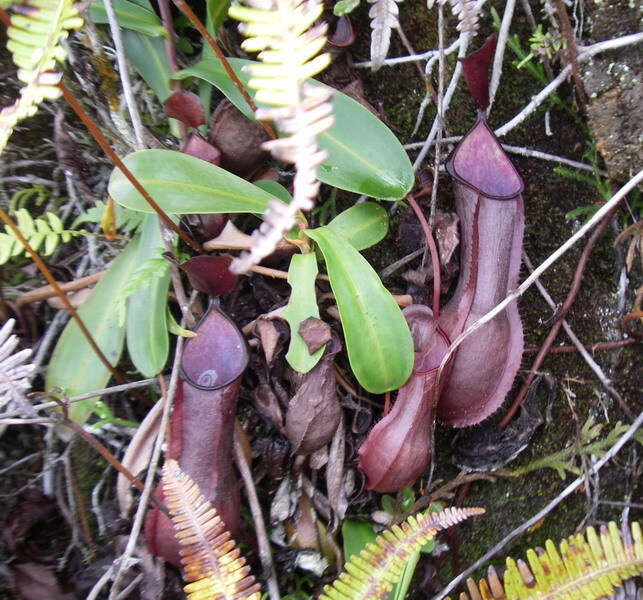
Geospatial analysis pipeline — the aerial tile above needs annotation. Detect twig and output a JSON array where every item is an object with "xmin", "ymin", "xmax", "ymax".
[
  {"xmin": 429, "ymin": 2, "xmax": 445, "ymax": 227},
  {"xmin": 108, "ymin": 341, "xmax": 184, "ymax": 598},
  {"xmin": 413, "ymin": 31, "xmax": 471, "ymax": 170},
  {"xmin": 171, "ymin": 0, "xmax": 275, "ymax": 140},
  {"xmin": 354, "ymin": 35, "xmax": 463, "ymax": 68},
  {"xmin": 432, "ymin": 410, "xmax": 643, "ymax": 600},
  {"xmin": 59, "ymin": 84, "xmax": 204, "ymax": 255},
  {"xmin": 553, "ymin": 0, "xmax": 588, "ymax": 106},
  {"xmin": 523, "ymin": 338, "xmax": 637, "ymax": 354},
  {"xmin": 102, "ymin": 0, "xmax": 146, "ymax": 149},
  {"xmin": 498, "ymin": 204, "xmax": 627, "ymax": 429},
  {"xmin": 488, "ymin": 0, "xmax": 516, "ymax": 110},
  {"xmin": 522, "ymin": 252, "xmax": 634, "ymax": 419},
  {"xmin": 437, "ymin": 170, "xmax": 643, "ymax": 386},
  {"xmin": 2, "ymin": 379, "xmax": 157, "ymax": 419},
  {"xmin": 16, "ymin": 271, "xmax": 106, "ymax": 306},
  {"xmin": 495, "ymin": 33, "xmax": 643, "ymax": 137},
  {"xmin": 233, "ymin": 432, "xmax": 281, "ymax": 600}
]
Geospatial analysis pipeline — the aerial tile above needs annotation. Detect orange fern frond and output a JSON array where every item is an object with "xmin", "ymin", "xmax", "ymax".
[
  {"xmin": 162, "ymin": 459, "xmax": 262, "ymax": 600},
  {"xmin": 451, "ymin": 521, "xmax": 643, "ymax": 600}
]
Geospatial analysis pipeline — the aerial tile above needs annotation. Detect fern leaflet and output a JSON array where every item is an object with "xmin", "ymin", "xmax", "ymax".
[
  {"xmin": 0, "ymin": 208, "xmax": 82, "ymax": 264},
  {"xmin": 0, "ymin": 0, "xmax": 83, "ymax": 152},
  {"xmin": 321, "ymin": 507, "xmax": 484, "ymax": 600},
  {"xmin": 228, "ymin": 0, "xmax": 334, "ymax": 274},
  {"xmin": 451, "ymin": 521, "xmax": 643, "ymax": 600},
  {"xmin": 368, "ymin": 0, "xmax": 400, "ymax": 71},
  {"xmin": 162, "ymin": 459, "xmax": 262, "ymax": 600}
]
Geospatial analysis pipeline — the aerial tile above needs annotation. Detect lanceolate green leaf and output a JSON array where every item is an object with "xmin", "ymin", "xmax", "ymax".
[
  {"xmin": 108, "ymin": 149, "xmax": 282, "ymax": 214},
  {"xmin": 126, "ymin": 215, "xmax": 170, "ymax": 377},
  {"xmin": 90, "ymin": 0, "xmax": 167, "ymax": 37},
  {"xmin": 122, "ymin": 29, "xmax": 172, "ymax": 102},
  {"xmin": 45, "ymin": 234, "xmax": 141, "ymax": 425},
  {"xmin": 304, "ymin": 227, "xmax": 413, "ymax": 393},
  {"xmin": 327, "ymin": 202, "xmax": 388, "ymax": 250},
  {"xmin": 282, "ymin": 253, "xmax": 324, "ymax": 373},
  {"xmin": 173, "ymin": 58, "xmax": 414, "ymax": 200}
]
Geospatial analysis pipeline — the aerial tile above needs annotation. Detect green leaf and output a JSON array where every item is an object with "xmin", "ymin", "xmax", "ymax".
[
  {"xmin": 126, "ymin": 215, "xmax": 170, "ymax": 377},
  {"xmin": 90, "ymin": 0, "xmax": 167, "ymax": 37},
  {"xmin": 122, "ymin": 29, "xmax": 172, "ymax": 102},
  {"xmin": 342, "ymin": 520, "xmax": 377, "ymax": 562},
  {"xmin": 304, "ymin": 227, "xmax": 413, "ymax": 393},
  {"xmin": 173, "ymin": 58, "xmax": 414, "ymax": 200},
  {"xmin": 45, "ymin": 234, "xmax": 141, "ymax": 425},
  {"xmin": 206, "ymin": 0, "xmax": 230, "ymax": 37},
  {"xmin": 327, "ymin": 202, "xmax": 388, "ymax": 250},
  {"xmin": 254, "ymin": 179, "xmax": 292, "ymax": 204},
  {"xmin": 282, "ymin": 253, "xmax": 323, "ymax": 373},
  {"xmin": 108, "ymin": 149, "xmax": 283, "ymax": 215},
  {"xmin": 333, "ymin": 0, "xmax": 360, "ymax": 15}
]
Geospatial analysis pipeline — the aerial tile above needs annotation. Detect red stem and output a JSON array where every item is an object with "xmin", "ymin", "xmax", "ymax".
[{"xmin": 407, "ymin": 195, "xmax": 441, "ymax": 318}]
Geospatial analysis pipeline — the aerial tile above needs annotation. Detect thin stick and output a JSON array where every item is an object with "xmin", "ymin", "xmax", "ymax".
[
  {"xmin": 59, "ymin": 84, "xmax": 204, "ymax": 255},
  {"xmin": 554, "ymin": 0, "xmax": 588, "ymax": 106},
  {"xmin": 59, "ymin": 417, "xmax": 167, "ymax": 515},
  {"xmin": 413, "ymin": 31, "xmax": 471, "ymax": 170},
  {"xmin": 488, "ymin": 0, "xmax": 516, "ymax": 110},
  {"xmin": 522, "ymin": 252, "xmax": 633, "ymax": 419},
  {"xmin": 524, "ymin": 338, "xmax": 637, "ymax": 354},
  {"xmin": 171, "ymin": 0, "xmax": 275, "ymax": 140},
  {"xmin": 495, "ymin": 33, "xmax": 643, "ymax": 137},
  {"xmin": 16, "ymin": 271, "xmax": 106, "ymax": 306},
  {"xmin": 433, "ymin": 410, "xmax": 643, "ymax": 600},
  {"xmin": 0, "ymin": 208, "xmax": 136, "ymax": 391},
  {"xmin": 429, "ymin": 2, "xmax": 445, "ymax": 227},
  {"xmin": 498, "ymin": 204, "xmax": 626, "ymax": 428},
  {"xmin": 407, "ymin": 195, "xmax": 441, "ymax": 317},
  {"xmin": 436, "ymin": 170, "xmax": 643, "ymax": 386},
  {"xmin": 102, "ymin": 0, "xmax": 146, "ymax": 149},
  {"xmin": 234, "ymin": 433, "xmax": 281, "ymax": 600},
  {"xmin": 108, "ymin": 340, "xmax": 183, "ymax": 598},
  {"xmin": 2, "ymin": 379, "xmax": 158, "ymax": 419}
]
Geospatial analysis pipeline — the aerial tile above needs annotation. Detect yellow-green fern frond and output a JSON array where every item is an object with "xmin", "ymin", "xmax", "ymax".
[
  {"xmin": 162, "ymin": 459, "xmax": 262, "ymax": 600},
  {"xmin": 451, "ymin": 521, "xmax": 643, "ymax": 600},
  {"xmin": 229, "ymin": 0, "xmax": 330, "ymax": 107},
  {"xmin": 0, "ymin": 0, "xmax": 83, "ymax": 152},
  {"xmin": 228, "ymin": 0, "xmax": 334, "ymax": 274},
  {"xmin": 321, "ymin": 506, "xmax": 485, "ymax": 600}
]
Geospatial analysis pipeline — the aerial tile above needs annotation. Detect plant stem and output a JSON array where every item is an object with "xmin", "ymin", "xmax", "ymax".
[
  {"xmin": 58, "ymin": 83, "xmax": 204, "ymax": 255},
  {"xmin": 171, "ymin": 0, "xmax": 275, "ymax": 139},
  {"xmin": 407, "ymin": 195, "xmax": 441, "ymax": 318}
]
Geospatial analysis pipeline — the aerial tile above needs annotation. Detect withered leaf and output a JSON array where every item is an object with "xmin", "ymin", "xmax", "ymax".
[
  {"xmin": 284, "ymin": 335, "xmax": 342, "ymax": 454},
  {"xmin": 298, "ymin": 317, "xmax": 331, "ymax": 355}
]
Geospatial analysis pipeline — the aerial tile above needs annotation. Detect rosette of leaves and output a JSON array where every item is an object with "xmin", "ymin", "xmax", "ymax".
[
  {"xmin": 0, "ymin": 0, "xmax": 83, "ymax": 151},
  {"xmin": 228, "ymin": 0, "xmax": 334, "ymax": 274}
]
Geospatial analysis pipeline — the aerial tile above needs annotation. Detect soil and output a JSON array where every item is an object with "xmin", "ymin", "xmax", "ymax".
[{"xmin": 0, "ymin": 0, "xmax": 641, "ymax": 599}]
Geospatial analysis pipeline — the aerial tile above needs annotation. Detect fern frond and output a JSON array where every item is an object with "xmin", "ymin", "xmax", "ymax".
[
  {"xmin": 451, "ymin": 521, "xmax": 643, "ymax": 600},
  {"xmin": 162, "ymin": 459, "xmax": 262, "ymax": 600},
  {"xmin": 228, "ymin": 0, "xmax": 334, "ymax": 274},
  {"xmin": 0, "ymin": 208, "xmax": 81, "ymax": 264},
  {"xmin": 368, "ymin": 0, "xmax": 400, "ymax": 71},
  {"xmin": 0, "ymin": 0, "xmax": 83, "ymax": 153},
  {"xmin": 321, "ymin": 507, "xmax": 484, "ymax": 600},
  {"xmin": 444, "ymin": 0, "xmax": 483, "ymax": 33}
]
